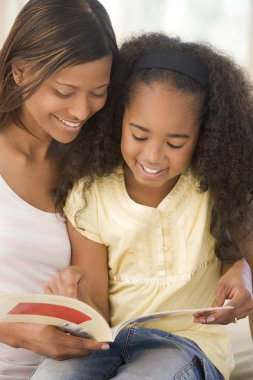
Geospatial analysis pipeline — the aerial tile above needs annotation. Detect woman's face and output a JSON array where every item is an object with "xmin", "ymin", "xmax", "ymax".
[{"xmin": 20, "ymin": 55, "xmax": 112, "ymax": 144}]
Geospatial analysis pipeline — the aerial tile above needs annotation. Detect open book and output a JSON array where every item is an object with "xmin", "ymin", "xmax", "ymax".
[{"xmin": 0, "ymin": 293, "xmax": 232, "ymax": 342}]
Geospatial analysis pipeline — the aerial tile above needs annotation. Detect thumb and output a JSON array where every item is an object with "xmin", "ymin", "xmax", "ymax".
[{"xmin": 211, "ymin": 286, "xmax": 227, "ymax": 307}]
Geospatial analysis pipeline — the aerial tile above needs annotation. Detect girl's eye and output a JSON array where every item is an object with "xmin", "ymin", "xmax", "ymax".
[
  {"xmin": 132, "ymin": 134, "xmax": 147, "ymax": 141},
  {"xmin": 55, "ymin": 90, "xmax": 73, "ymax": 98},
  {"xmin": 90, "ymin": 92, "xmax": 107, "ymax": 99},
  {"xmin": 167, "ymin": 142, "xmax": 184, "ymax": 149}
]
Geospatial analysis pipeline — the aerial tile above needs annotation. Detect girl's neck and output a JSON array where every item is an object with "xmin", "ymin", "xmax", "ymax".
[{"xmin": 123, "ymin": 165, "xmax": 180, "ymax": 208}]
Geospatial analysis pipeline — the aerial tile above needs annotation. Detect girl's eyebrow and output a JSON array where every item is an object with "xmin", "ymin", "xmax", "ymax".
[
  {"xmin": 130, "ymin": 123, "xmax": 190, "ymax": 139},
  {"xmin": 167, "ymin": 133, "xmax": 190, "ymax": 139}
]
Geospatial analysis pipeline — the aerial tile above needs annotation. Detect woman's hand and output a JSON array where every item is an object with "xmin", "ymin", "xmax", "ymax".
[
  {"xmin": 0, "ymin": 322, "xmax": 109, "ymax": 360},
  {"xmin": 194, "ymin": 258, "xmax": 253, "ymax": 324},
  {"xmin": 0, "ymin": 266, "xmax": 110, "ymax": 358}
]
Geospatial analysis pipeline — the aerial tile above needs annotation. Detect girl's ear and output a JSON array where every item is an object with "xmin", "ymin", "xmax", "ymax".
[{"xmin": 11, "ymin": 61, "xmax": 28, "ymax": 86}]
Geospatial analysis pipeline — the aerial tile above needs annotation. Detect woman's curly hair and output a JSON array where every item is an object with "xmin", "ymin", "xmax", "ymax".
[{"xmin": 55, "ymin": 32, "xmax": 253, "ymax": 263}]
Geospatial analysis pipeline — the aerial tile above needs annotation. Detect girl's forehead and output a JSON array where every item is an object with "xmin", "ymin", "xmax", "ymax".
[
  {"xmin": 128, "ymin": 80, "xmax": 204, "ymax": 121},
  {"xmin": 130, "ymin": 81, "xmax": 199, "ymax": 107},
  {"xmin": 127, "ymin": 83, "xmax": 198, "ymax": 119}
]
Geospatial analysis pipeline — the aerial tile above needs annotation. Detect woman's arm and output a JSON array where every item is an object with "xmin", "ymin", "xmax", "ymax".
[
  {"xmin": 1, "ymin": 221, "xmax": 110, "ymax": 357},
  {"xmin": 0, "ymin": 322, "xmax": 107, "ymax": 359},
  {"xmin": 0, "ymin": 218, "xmax": 109, "ymax": 357}
]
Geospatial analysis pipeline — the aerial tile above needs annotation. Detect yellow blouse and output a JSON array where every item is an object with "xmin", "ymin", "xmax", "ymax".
[{"xmin": 64, "ymin": 167, "xmax": 233, "ymax": 379}]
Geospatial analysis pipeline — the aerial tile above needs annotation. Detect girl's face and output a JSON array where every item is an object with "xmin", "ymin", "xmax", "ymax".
[
  {"xmin": 19, "ymin": 55, "xmax": 112, "ymax": 144},
  {"xmin": 121, "ymin": 82, "xmax": 201, "ymax": 196}
]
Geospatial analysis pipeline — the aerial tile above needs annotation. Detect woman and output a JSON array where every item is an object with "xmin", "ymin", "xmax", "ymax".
[{"xmin": 0, "ymin": 0, "xmax": 117, "ymax": 378}]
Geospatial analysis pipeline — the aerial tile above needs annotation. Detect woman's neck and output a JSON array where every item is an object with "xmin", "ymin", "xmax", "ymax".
[{"xmin": 1, "ymin": 122, "xmax": 54, "ymax": 162}]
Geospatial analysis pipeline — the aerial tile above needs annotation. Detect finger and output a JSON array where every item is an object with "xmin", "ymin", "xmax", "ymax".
[
  {"xmin": 79, "ymin": 338, "xmax": 110, "ymax": 352},
  {"xmin": 194, "ymin": 308, "xmax": 235, "ymax": 324},
  {"xmin": 44, "ymin": 269, "xmax": 80, "ymax": 297},
  {"xmin": 223, "ymin": 294, "xmax": 252, "ymax": 319},
  {"xmin": 43, "ymin": 283, "xmax": 54, "ymax": 295},
  {"xmin": 43, "ymin": 278, "xmax": 63, "ymax": 296},
  {"xmin": 60, "ymin": 269, "xmax": 83, "ymax": 298},
  {"xmin": 210, "ymin": 287, "xmax": 227, "ymax": 307},
  {"xmin": 225, "ymin": 292, "xmax": 252, "ymax": 311},
  {"xmin": 45, "ymin": 328, "xmax": 110, "ymax": 360},
  {"xmin": 59, "ymin": 335, "xmax": 110, "ymax": 359}
]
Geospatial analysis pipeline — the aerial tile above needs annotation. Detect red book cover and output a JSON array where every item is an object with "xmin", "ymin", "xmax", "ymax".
[{"xmin": 9, "ymin": 302, "xmax": 91, "ymax": 324}]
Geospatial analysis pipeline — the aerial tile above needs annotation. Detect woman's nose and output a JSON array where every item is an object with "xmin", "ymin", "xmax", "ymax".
[{"xmin": 68, "ymin": 96, "xmax": 92, "ymax": 122}]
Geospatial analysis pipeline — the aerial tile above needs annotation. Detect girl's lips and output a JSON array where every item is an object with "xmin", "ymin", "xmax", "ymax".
[{"xmin": 138, "ymin": 163, "xmax": 167, "ymax": 179}]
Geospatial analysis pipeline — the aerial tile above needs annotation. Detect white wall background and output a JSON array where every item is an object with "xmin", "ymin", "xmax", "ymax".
[{"xmin": 0, "ymin": 0, "xmax": 252, "ymax": 78}]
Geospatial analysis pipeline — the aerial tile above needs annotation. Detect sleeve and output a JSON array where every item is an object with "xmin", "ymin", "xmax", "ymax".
[{"xmin": 63, "ymin": 180, "xmax": 104, "ymax": 244}]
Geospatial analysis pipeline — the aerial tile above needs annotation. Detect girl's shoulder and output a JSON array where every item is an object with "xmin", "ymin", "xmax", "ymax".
[{"xmin": 175, "ymin": 168, "xmax": 201, "ymax": 194}]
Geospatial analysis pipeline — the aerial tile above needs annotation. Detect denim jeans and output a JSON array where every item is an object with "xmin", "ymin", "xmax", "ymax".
[{"xmin": 30, "ymin": 327, "xmax": 224, "ymax": 380}]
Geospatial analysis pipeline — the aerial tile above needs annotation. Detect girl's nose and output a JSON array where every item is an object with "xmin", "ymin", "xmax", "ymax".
[{"xmin": 144, "ymin": 143, "xmax": 164, "ymax": 164}]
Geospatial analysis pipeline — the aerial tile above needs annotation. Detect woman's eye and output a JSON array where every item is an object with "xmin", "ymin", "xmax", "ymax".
[
  {"xmin": 55, "ymin": 90, "xmax": 72, "ymax": 98},
  {"xmin": 132, "ymin": 134, "xmax": 147, "ymax": 141},
  {"xmin": 167, "ymin": 142, "xmax": 184, "ymax": 149}
]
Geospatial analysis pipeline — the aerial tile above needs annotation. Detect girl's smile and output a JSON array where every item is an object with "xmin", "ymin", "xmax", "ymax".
[
  {"xmin": 121, "ymin": 82, "xmax": 201, "ymax": 205},
  {"xmin": 137, "ymin": 162, "xmax": 168, "ymax": 179}
]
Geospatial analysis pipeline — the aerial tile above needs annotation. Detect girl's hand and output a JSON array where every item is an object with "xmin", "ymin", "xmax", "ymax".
[
  {"xmin": 43, "ymin": 266, "xmax": 89, "ymax": 301},
  {"xmin": 0, "ymin": 322, "xmax": 109, "ymax": 360},
  {"xmin": 194, "ymin": 258, "xmax": 253, "ymax": 324},
  {"xmin": 43, "ymin": 265, "xmax": 103, "ymax": 315}
]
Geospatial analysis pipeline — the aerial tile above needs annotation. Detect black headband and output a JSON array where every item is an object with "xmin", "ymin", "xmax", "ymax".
[{"xmin": 130, "ymin": 49, "xmax": 209, "ymax": 88}]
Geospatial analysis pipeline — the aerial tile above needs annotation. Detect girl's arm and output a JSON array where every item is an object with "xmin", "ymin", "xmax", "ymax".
[
  {"xmin": 244, "ymin": 252, "xmax": 253, "ymax": 338},
  {"xmin": 194, "ymin": 258, "xmax": 253, "ymax": 331},
  {"xmin": 44, "ymin": 219, "xmax": 109, "ymax": 322}
]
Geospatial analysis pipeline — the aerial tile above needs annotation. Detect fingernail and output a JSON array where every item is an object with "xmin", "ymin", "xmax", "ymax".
[
  {"xmin": 101, "ymin": 343, "xmax": 110, "ymax": 350},
  {"xmin": 206, "ymin": 316, "xmax": 215, "ymax": 323}
]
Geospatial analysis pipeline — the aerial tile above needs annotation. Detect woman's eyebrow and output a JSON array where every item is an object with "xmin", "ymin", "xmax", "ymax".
[
  {"xmin": 55, "ymin": 81, "xmax": 77, "ymax": 89},
  {"xmin": 54, "ymin": 81, "xmax": 109, "ymax": 90}
]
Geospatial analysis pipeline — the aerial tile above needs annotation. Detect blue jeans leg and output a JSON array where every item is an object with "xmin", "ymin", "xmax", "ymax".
[
  {"xmin": 113, "ymin": 327, "xmax": 224, "ymax": 380},
  {"xmin": 29, "ymin": 338, "xmax": 125, "ymax": 380},
  {"xmin": 30, "ymin": 327, "xmax": 224, "ymax": 380}
]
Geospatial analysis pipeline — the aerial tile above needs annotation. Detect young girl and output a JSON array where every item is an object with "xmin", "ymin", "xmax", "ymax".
[
  {"xmin": 0, "ymin": 0, "xmax": 118, "ymax": 378},
  {"xmin": 31, "ymin": 33, "xmax": 253, "ymax": 379}
]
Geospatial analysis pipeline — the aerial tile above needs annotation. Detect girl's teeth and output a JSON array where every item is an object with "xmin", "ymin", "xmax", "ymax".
[
  {"xmin": 58, "ymin": 117, "xmax": 81, "ymax": 128},
  {"xmin": 143, "ymin": 166, "xmax": 160, "ymax": 174}
]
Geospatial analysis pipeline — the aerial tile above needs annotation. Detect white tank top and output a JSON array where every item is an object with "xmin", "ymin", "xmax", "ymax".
[{"xmin": 0, "ymin": 175, "xmax": 71, "ymax": 379}]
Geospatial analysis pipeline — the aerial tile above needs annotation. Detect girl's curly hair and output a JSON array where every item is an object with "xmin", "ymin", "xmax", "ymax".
[{"xmin": 55, "ymin": 32, "xmax": 253, "ymax": 263}]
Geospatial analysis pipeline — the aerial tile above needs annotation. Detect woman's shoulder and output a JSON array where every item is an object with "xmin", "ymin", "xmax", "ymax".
[{"xmin": 0, "ymin": 131, "xmax": 12, "ymax": 174}]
